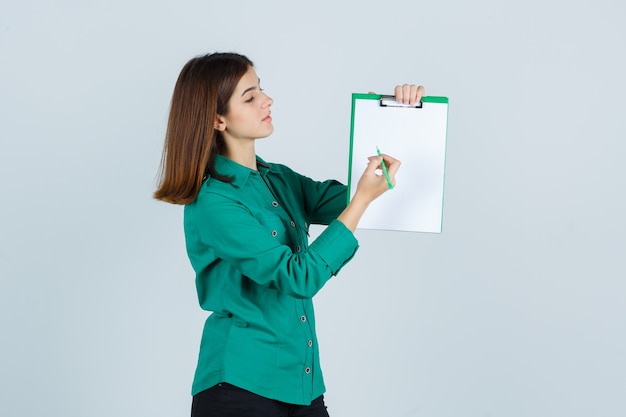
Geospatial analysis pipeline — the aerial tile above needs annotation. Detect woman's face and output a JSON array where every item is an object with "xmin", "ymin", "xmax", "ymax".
[{"xmin": 216, "ymin": 66, "xmax": 274, "ymax": 143}]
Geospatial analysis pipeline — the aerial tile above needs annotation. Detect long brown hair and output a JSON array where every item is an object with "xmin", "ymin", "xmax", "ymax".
[{"xmin": 153, "ymin": 53, "xmax": 253, "ymax": 204}]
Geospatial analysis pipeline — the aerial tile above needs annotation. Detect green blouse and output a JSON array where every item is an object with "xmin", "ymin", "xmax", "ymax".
[{"xmin": 184, "ymin": 155, "xmax": 359, "ymax": 405}]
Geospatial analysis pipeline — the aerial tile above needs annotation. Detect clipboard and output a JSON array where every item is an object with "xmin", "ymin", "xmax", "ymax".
[{"xmin": 347, "ymin": 93, "xmax": 449, "ymax": 233}]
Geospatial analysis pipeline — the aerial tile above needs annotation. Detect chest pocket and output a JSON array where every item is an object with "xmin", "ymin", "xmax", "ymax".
[{"xmin": 256, "ymin": 212, "xmax": 289, "ymax": 244}]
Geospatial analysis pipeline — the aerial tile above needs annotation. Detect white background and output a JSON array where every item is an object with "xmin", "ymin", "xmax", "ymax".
[{"xmin": 1, "ymin": 1, "xmax": 625, "ymax": 416}]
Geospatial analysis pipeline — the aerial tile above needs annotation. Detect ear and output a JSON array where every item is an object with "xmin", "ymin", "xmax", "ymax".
[{"xmin": 214, "ymin": 115, "xmax": 226, "ymax": 132}]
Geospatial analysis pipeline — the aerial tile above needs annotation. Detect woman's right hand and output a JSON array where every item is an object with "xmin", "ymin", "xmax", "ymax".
[
  {"xmin": 337, "ymin": 153, "xmax": 401, "ymax": 232},
  {"xmin": 353, "ymin": 153, "xmax": 401, "ymax": 204}
]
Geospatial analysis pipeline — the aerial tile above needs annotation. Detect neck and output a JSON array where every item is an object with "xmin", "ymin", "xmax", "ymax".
[{"xmin": 223, "ymin": 139, "xmax": 257, "ymax": 170}]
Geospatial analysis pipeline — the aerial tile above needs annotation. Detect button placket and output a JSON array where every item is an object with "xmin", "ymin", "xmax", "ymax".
[
  {"xmin": 297, "ymin": 299, "xmax": 315, "ymax": 388},
  {"xmin": 268, "ymin": 200, "xmax": 280, "ymax": 237}
]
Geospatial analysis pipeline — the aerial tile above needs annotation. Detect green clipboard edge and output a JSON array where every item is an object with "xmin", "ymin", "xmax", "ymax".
[{"xmin": 347, "ymin": 93, "xmax": 450, "ymax": 232}]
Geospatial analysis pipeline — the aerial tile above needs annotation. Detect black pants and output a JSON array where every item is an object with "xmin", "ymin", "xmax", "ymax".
[{"xmin": 191, "ymin": 383, "xmax": 330, "ymax": 417}]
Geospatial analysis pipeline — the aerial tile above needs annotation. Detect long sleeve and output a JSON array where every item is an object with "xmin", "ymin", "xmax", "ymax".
[{"xmin": 186, "ymin": 191, "xmax": 357, "ymax": 299}]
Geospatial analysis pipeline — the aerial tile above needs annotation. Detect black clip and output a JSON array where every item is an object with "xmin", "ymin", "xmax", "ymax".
[{"xmin": 379, "ymin": 94, "xmax": 422, "ymax": 108}]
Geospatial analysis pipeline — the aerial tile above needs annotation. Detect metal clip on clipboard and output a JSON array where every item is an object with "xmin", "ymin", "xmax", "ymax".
[{"xmin": 379, "ymin": 94, "xmax": 423, "ymax": 108}]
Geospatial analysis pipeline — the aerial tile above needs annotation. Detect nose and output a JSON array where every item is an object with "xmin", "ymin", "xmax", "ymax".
[{"xmin": 261, "ymin": 92, "xmax": 273, "ymax": 108}]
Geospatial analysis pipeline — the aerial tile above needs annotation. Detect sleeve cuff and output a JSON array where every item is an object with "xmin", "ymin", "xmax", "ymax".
[{"xmin": 309, "ymin": 220, "xmax": 359, "ymax": 275}]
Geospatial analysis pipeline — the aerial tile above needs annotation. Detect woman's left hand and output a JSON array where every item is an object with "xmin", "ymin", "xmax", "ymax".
[
  {"xmin": 369, "ymin": 84, "xmax": 426, "ymax": 106},
  {"xmin": 394, "ymin": 84, "xmax": 425, "ymax": 106}
]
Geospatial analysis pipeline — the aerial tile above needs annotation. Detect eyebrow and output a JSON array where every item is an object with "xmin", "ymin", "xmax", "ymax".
[{"xmin": 241, "ymin": 78, "xmax": 261, "ymax": 97}]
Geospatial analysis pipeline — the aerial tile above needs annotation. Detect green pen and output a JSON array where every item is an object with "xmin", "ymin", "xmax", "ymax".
[{"xmin": 376, "ymin": 146, "xmax": 393, "ymax": 189}]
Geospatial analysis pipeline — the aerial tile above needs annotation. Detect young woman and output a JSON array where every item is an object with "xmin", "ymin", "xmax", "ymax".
[{"xmin": 154, "ymin": 52, "xmax": 424, "ymax": 417}]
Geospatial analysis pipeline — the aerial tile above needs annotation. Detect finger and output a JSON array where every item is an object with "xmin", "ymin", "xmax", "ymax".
[
  {"xmin": 409, "ymin": 84, "xmax": 419, "ymax": 105},
  {"xmin": 415, "ymin": 85, "xmax": 425, "ymax": 103},
  {"xmin": 366, "ymin": 155, "xmax": 384, "ymax": 173},
  {"xmin": 394, "ymin": 85, "xmax": 403, "ymax": 103},
  {"xmin": 372, "ymin": 153, "xmax": 399, "ymax": 166},
  {"xmin": 381, "ymin": 155, "xmax": 401, "ymax": 175},
  {"xmin": 402, "ymin": 84, "xmax": 411, "ymax": 104},
  {"xmin": 379, "ymin": 153, "xmax": 399, "ymax": 165},
  {"xmin": 386, "ymin": 159, "xmax": 401, "ymax": 178}
]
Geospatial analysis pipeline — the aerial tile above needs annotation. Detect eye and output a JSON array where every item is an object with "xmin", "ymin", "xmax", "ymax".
[{"xmin": 245, "ymin": 96, "xmax": 254, "ymax": 103}]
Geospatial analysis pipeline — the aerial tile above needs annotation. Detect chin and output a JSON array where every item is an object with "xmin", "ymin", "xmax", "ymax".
[{"xmin": 259, "ymin": 127, "xmax": 274, "ymax": 138}]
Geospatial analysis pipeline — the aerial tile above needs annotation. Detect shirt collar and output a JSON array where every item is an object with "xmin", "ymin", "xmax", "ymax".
[{"xmin": 213, "ymin": 154, "xmax": 272, "ymax": 187}]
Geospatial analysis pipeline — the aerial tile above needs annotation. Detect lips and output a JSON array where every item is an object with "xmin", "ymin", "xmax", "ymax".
[{"xmin": 263, "ymin": 112, "xmax": 272, "ymax": 122}]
